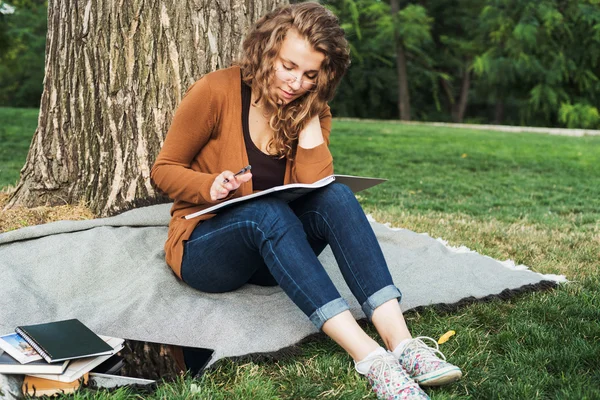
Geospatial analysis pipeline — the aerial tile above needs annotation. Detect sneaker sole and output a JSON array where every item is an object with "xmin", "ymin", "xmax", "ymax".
[{"xmin": 414, "ymin": 366, "xmax": 462, "ymax": 387}]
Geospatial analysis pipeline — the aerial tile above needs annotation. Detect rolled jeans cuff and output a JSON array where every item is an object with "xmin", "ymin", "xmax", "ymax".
[
  {"xmin": 361, "ymin": 284, "xmax": 403, "ymax": 320},
  {"xmin": 309, "ymin": 298, "xmax": 350, "ymax": 330}
]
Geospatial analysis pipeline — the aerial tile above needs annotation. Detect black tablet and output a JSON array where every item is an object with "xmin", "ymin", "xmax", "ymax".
[{"xmin": 91, "ymin": 338, "xmax": 214, "ymax": 386}]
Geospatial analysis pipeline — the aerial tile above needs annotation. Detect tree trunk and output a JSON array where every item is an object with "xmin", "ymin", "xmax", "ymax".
[
  {"xmin": 390, "ymin": 0, "xmax": 410, "ymax": 121},
  {"xmin": 7, "ymin": 0, "xmax": 286, "ymax": 216},
  {"xmin": 395, "ymin": 43, "xmax": 411, "ymax": 121},
  {"xmin": 494, "ymin": 100, "xmax": 505, "ymax": 124},
  {"xmin": 440, "ymin": 77, "xmax": 455, "ymax": 118},
  {"xmin": 454, "ymin": 61, "xmax": 471, "ymax": 123},
  {"xmin": 440, "ymin": 61, "xmax": 470, "ymax": 123}
]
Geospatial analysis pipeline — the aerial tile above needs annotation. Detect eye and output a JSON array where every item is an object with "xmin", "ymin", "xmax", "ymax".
[
  {"xmin": 283, "ymin": 64, "xmax": 294, "ymax": 71},
  {"xmin": 306, "ymin": 74, "xmax": 317, "ymax": 80}
]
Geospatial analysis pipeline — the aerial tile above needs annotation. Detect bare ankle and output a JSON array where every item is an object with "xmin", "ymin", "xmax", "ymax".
[
  {"xmin": 386, "ymin": 334, "xmax": 412, "ymax": 352},
  {"xmin": 322, "ymin": 310, "xmax": 381, "ymax": 361}
]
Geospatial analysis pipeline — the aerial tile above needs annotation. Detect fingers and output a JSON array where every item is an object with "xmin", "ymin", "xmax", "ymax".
[
  {"xmin": 210, "ymin": 172, "xmax": 231, "ymax": 201},
  {"xmin": 209, "ymin": 171, "xmax": 252, "ymax": 201},
  {"xmin": 222, "ymin": 171, "xmax": 252, "ymax": 189},
  {"xmin": 235, "ymin": 172, "xmax": 253, "ymax": 184},
  {"xmin": 221, "ymin": 170, "xmax": 236, "ymax": 185},
  {"xmin": 224, "ymin": 172, "xmax": 252, "ymax": 192}
]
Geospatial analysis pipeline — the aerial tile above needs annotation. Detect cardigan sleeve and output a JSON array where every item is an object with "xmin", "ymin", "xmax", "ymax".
[
  {"xmin": 151, "ymin": 78, "xmax": 222, "ymax": 206},
  {"xmin": 291, "ymin": 104, "xmax": 334, "ymax": 183}
]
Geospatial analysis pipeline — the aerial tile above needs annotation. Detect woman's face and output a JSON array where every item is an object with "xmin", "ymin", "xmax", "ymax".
[{"xmin": 272, "ymin": 29, "xmax": 325, "ymax": 104}]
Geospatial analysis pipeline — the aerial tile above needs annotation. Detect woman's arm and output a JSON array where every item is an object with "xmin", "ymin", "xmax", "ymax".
[
  {"xmin": 297, "ymin": 113, "xmax": 325, "ymax": 149},
  {"xmin": 292, "ymin": 105, "xmax": 334, "ymax": 183},
  {"xmin": 151, "ymin": 78, "xmax": 222, "ymax": 206}
]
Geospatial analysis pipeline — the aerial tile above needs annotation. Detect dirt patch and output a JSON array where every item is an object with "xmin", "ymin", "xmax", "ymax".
[{"xmin": 0, "ymin": 190, "xmax": 94, "ymax": 234}]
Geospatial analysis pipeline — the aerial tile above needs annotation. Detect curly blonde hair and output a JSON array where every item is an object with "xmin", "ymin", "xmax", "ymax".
[{"xmin": 237, "ymin": 2, "xmax": 350, "ymax": 159}]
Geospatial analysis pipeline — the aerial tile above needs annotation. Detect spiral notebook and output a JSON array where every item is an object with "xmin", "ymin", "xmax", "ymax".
[
  {"xmin": 15, "ymin": 319, "xmax": 114, "ymax": 363},
  {"xmin": 185, "ymin": 174, "xmax": 387, "ymax": 219}
]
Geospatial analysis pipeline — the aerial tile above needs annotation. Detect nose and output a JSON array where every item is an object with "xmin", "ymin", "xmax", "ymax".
[{"xmin": 288, "ymin": 78, "xmax": 302, "ymax": 91}]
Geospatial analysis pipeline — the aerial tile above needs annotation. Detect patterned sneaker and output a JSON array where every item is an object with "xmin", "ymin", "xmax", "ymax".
[
  {"xmin": 397, "ymin": 336, "xmax": 462, "ymax": 387},
  {"xmin": 366, "ymin": 352, "xmax": 430, "ymax": 400}
]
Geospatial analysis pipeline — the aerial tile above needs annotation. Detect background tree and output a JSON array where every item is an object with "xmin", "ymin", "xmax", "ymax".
[
  {"xmin": 389, "ymin": 1, "xmax": 432, "ymax": 121},
  {"xmin": 6, "ymin": 0, "xmax": 287, "ymax": 216},
  {"xmin": 0, "ymin": 0, "xmax": 46, "ymax": 107},
  {"xmin": 0, "ymin": 3, "xmax": 11, "ymax": 53},
  {"xmin": 326, "ymin": 0, "xmax": 433, "ymax": 121},
  {"xmin": 428, "ymin": 0, "xmax": 484, "ymax": 123},
  {"xmin": 473, "ymin": 0, "xmax": 600, "ymax": 127},
  {"xmin": 325, "ymin": 0, "xmax": 399, "ymax": 119}
]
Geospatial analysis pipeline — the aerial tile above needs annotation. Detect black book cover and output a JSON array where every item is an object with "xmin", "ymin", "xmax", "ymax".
[{"xmin": 15, "ymin": 319, "xmax": 113, "ymax": 363}]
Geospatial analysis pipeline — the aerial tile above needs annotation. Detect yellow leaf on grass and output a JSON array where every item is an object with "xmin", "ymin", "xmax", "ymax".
[{"xmin": 438, "ymin": 330, "xmax": 456, "ymax": 344}]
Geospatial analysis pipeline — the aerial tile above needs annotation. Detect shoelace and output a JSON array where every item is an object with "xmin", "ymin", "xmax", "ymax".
[
  {"xmin": 372, "ymin": 353, "xmax": 412, "ymax": 386},
  {"xmin": 402, "ymin": 336, "xmax": 447, "ymax": 367}
]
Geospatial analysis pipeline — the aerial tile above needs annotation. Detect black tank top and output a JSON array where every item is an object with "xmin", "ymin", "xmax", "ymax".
[{"xmin": 241, "ymin": 80, "xmax": 286, "ymax": 191}]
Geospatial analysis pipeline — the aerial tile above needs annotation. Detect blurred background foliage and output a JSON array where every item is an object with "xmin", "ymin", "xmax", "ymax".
[
  {"xmin": 0, "ymin": 0, "xmax": 599, "ymax": 128},
  {"xmin": 0, "ymin": 0, "xmax": 46, "ymax": 108},
  {"xmin": 325, "ymin": 0, "xmax": 600, "ymax": 129}
]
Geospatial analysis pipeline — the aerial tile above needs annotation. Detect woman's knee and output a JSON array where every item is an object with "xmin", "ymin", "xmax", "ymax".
[
  {"xmin": 325, "ymin": 182, "xmax": 354, "ymax": 197},
  {"xmin": 312, "ymin": 183, "xmax": 359, "ymax": 212},
  {"xmin": 319, "ymin": 183, "xmax": 356, "ymax": 204}
]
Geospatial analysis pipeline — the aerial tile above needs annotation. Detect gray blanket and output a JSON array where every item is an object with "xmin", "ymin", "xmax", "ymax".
[{"xmin": 0, "ymin": 204, "xmax": 563, "ymax": 371}]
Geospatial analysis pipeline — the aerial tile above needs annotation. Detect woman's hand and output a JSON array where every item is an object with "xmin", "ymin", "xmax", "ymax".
[
  {"xmin": 298, "ymin": 114, "xmax": 324, "ymax": 149},
  {"xmin": 209, "ymin": 170, "xmax": 253, "ymax": 201}
]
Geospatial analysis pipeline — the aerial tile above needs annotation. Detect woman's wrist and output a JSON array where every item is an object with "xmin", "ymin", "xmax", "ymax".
[{"xmin": 298, "ymin": 115, "xmax": 324, "ymax": 149}]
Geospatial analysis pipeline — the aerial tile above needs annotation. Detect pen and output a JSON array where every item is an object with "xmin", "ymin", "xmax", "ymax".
[{"xmin": 223, "ymin": 165, "xmax": 252, "ymax": 184}]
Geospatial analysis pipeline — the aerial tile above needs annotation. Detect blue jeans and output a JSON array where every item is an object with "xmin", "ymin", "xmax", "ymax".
[{"xmin": 181, "ymin": 183, "xmax": 402, "ymax": 330}]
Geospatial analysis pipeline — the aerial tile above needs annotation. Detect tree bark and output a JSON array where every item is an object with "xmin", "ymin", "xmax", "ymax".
[
  {"xmin": 390, "ymin": 0, "xmax": 410, "ymax": 121},
  {"xmin": 7, "ymin": 0, "xmax": 286, "ymax": 216}
]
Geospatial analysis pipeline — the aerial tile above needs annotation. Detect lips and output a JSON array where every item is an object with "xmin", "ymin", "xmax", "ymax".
[{"xmin": 280, "ymin": 88, "xmax": 295, "ymax": 99}]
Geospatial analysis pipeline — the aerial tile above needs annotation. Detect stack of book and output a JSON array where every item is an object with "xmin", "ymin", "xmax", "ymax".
[{"xmin": 0, "ymin": 318, "xmax": 124, "ymax": 397}]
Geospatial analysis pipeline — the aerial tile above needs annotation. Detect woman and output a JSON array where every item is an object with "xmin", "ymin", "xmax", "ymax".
[{"xmin": 151, "ymin": 3, "xmax": 461, "ymax": 399}]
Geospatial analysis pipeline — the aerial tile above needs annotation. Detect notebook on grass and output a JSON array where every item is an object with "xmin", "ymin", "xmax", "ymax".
[{"xmin": 15, "ymin": 319, "xmax": 114, "ymax": 363}]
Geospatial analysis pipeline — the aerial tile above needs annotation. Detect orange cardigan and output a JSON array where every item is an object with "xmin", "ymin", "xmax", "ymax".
[{"xmin": 151, "ymin": 66, "xmax": 334, "ymax": 278}]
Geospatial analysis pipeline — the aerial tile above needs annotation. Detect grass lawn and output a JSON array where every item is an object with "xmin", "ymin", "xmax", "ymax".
[
  {"xmin": 1, "ymin": 107, "xmax": 599, "ymax": 399},
  {"xmin": 0, "ymin": 107, "xmax": 38, "ymax": 189}
]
